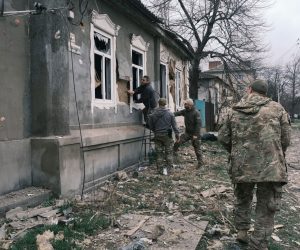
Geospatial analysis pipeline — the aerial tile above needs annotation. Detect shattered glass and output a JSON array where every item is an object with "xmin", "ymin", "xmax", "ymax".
[{"xmin": 94, "ymin": 32, "xmax": 111, "ymax": 55}]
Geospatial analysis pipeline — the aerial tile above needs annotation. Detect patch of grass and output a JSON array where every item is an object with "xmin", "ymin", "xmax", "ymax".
[
  {"xmin": 11, "ymin": 224, "xmax": 83, "ymax": 250},
  {"xmin": 272, "ymin": 203, "xmax": 300, "ymax": 249},
  {"xmin": 291, "ymin": 119, "xmax": 300, "ymax": 129},
  {"xmin": 41, "ymin": 197, "xmax": 56, "ymax": 207},
  {"xmin": 268, "ymin": 242, "xmax": 285, "ymax": 250},
  {"xmin": 57, "ymin": 201, "xmax": 74, "ymax": 213},
  {"xmin": 178, "ymin": 199, "xmax": 194, "ymax": 210},
  {"xmin": 195, "ymin": 235, "xmax": 208, "ymax": 250},
  {"xmin": 11, "ymin": 211, "xmax": 110, "ymax": 250},
  {"xmin": 136, "ymin": 201, "xmax": 150, "ymax": 209},
  {"xmin": 74, "ymin": 211, "xmax": 110, "ymax": 235}
]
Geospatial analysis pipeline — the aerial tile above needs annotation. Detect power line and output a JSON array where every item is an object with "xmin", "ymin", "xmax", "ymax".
[
  {"xmin": 0, "ymin": 4, "xmax": 68, "ymax": 17},
  {"xmin": 58, "ymin": 10, "xmax": 87, "ymax": 200}
]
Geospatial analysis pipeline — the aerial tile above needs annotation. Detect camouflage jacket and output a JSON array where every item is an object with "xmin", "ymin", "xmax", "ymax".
[
  {"xmin": 174, "ymin": 107, "xmax": 201, "ymax": 136},
  {"xmin": 218, "ymin": 93, "xmax": 291, "ymax": 183}
]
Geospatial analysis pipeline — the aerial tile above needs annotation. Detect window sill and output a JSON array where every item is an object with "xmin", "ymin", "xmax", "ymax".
[
  {"xmin": 132, "ymin": 103, "xmax": 145, "ymax": 110},
  {"xmin": 92, "ymin": 100, "xmax": 116, "ymax": 109}
]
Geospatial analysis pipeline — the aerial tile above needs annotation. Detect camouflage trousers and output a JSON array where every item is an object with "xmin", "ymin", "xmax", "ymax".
[
  {"xmin": 154, "ymin": 134, "xmax": 174, "ymax": 173},
  {"xmin": 234, "ymin": 182, "xmax": 283, "ymax": 249},
  {"xmin": 173, "ymin": 133, "xmax": 202, "ymax": 162}
]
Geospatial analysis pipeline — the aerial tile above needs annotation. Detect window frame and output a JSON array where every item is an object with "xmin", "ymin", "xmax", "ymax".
[
  {"xmin": 175, "ymin": 69, "xmax": 182, "ymax": 110},
  {"xmin": 92, "ymin": 28, "xmax": 113, "ymax": 103},
  {"xmin": 159, "ymin": 63, "xmax": 168, "ymax": 100},
  {"xmin": 130, "ymin": 34, "xmax": 149, "ymax": 112},
  {"xmin": 131, "ymin": 47, "xmax": 145, "ymax": 93},
  {"xmin": 90, "ymin": 12, "xmax": 120, "ymax": 110}
]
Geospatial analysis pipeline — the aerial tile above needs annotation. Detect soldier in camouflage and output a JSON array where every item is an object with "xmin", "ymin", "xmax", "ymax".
[
  {"xmin": 148, "ymin": 98, "xmax": 180, "ymax": 175},
  {"xmin": 173, "ymin": 99, "xmax": 204, "ymax": 168},
  {"xmin": 218, "ymin": 79, "xmax": 291, "ymax": 249}
]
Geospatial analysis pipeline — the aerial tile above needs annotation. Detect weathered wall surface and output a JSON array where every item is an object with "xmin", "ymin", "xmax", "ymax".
[
  {"xmin": 31, "ymin": 126, "xmax": 148, "ymax": 196},
  {"xmin": 0, "ymin": 0, "xmax": 190, "ymax": 197},
  {"xmin": 68, "ymin": 0, "xmax": 156, "ymax": 128},
  {"xmin": 0, "ymin": 0, "xmax": 30, "ymax": 140},
  {"xmin": 0, "ymin": 139, "xmax": 31, "ymax": 195},
  {"xmin": 31, "ymin": 136, "xmax": 83, "ymax": 197},
  {"xmin": 30, "ymin": 0, "xmax": 69, "ymax": 136},
  {"xmin": 0, "ymin": 1, "xmax": 32, "ymax": 196}
]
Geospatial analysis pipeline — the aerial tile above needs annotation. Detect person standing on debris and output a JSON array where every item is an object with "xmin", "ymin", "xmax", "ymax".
[
  {"xmin": 127, "ymin": 75, "xmax": 157, "ymax": 127},
  {"xmin": 173, "ymin": 99, "xmax": 204, "ymax": 168},
  {"xmin": 148, "ymin": 98, "xmax": 180, "ymax": 175},
  {"xmin": 218, "ymin": 79, "xmax": 291, "ymax": 250}
]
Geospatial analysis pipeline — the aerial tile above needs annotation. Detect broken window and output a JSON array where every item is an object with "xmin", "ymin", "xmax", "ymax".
[
  {"xmin": 94, "ymin": 30, "xmax": 112, "ymax": 100},
  {"xmin": 132, "ymin": 49, "xmax": 144, "ymax": 101},
  {"xmin": 94, "ymin": 33, "xmax": 111, "ymax": 54},
  {"xmin": 175, "ymin": 70, "xmax": 181, "ymax": 109},
  {"xmin": 160, "ymin": 64, "xmax": 167, "ymax": 98}
]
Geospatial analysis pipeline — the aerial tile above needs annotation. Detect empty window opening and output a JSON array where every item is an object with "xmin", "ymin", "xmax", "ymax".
[
  {"xmin": 160, "ymin": 64, "xmax": 167, "ymax": 98},
  {"xmin": 132, "ymin": 49, "xmax": 144, "ymax": 101},
  {"xmin": 175, "ymin": 70, "xmax": 181, "ymax": 109},
  {"xmin": 94, "ymin": 31, "xmax": 112, "ymax": 100}
]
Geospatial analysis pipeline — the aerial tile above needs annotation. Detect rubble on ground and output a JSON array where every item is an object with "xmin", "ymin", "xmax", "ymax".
[{"xmin": 1, "ymin": 127, "xmax": 300, "ymax": 249}]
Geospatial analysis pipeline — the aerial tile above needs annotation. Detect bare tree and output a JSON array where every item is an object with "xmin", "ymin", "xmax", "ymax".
[
  {"xmin": 285, "ymin": 56, "xmax": 300, "ymax": 119},
  {"xmin": 144, "ymin": 0, "xmax": 270, "ymax": 99},
  {"xmin": 260, "ymin": 66, "xmax": 285, "ymax": 102}
]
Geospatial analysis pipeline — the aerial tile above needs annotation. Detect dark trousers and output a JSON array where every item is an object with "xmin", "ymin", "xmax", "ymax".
[
  {"xmin": 154, "ymin": 134, "xmax": 174, "ymax": 172},
  {"xmin": 173, "ymin": 133, "xmax": 202, "ymax": 162},
  {"xmin": 142, "ymin": 107, "xmax": 151, "ymax": 126},
  {"xmin": 234, "ymin": 182, "xmax": 283, "ymax": 249}
]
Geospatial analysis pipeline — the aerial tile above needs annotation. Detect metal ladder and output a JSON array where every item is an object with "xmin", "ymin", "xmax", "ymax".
[{"xmin": 138, "ymin": 127, "xmax": 155, "ymax": 168}]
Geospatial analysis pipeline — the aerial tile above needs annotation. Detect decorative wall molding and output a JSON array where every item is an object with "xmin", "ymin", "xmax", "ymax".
[
  {"xmin": 91, "ymin": 11, "xmax": 120, "ymax": 36},
  {"xmin": 130, "ymin": 34, "xmax": 150, "ymax": 52}
]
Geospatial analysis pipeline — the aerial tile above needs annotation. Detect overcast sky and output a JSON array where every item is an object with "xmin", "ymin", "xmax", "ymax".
[{"xmin": 264, "ymin": 0, "xmax": 300, "ymax": 65}]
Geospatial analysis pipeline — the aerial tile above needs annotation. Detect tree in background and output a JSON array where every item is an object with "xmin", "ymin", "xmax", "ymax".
[
  {"xmin": 285, "ymin": 56, "xmax": 300, "ymax": 119},
  {"xmin": 261, "ymin": 66, "xmax": 285, "ymax": 102},
  {"xmin": 143, "ymin": 0, "xmax": 270, "ymax": 99},
  {"xmin": 260, "ymin": 54, "xmax": 300, "ymax": 120}
]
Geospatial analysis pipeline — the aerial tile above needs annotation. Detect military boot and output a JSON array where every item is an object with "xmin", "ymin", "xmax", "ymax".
[
  {"xmin": 173, "ymin": 152, "xmax": 179, "ymax": 163},
  {"xmin": 236, "ymin": 230, "xmax": 249, "ymax": 244},
  {"xmin": 197, "ymin": 158, "xmax": 205, "ymax": 169}
]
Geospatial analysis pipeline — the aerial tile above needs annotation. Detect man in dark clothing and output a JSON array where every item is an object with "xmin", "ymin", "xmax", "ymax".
[
  {"xmin": 148, "ymin": 98, "xmax": 180, "ymax": 175},
  {"xmin": 173, "ymin": 99, "xmax": 204, "ymax": 168},
  {"xmin": 127, "ymin": 75, "xmax": 157, "ymax": 126}
]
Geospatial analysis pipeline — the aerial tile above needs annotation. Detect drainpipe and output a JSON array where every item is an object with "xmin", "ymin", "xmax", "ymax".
[{"xmin": 0, "ymin": 0, "xmax": 4, "ymax": 16}]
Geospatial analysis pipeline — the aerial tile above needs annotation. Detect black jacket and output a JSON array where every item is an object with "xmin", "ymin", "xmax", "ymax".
[
  {"xmin": 134, "ymin": 84, "xmax": 157, "ymax": 109},
  {"xmin": 174, "ymin": 107, "xmax": 201, "ymax": 136}
]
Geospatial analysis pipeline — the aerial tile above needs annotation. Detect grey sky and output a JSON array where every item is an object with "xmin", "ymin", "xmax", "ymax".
[{"xmin": 264, "ymin": 0, "xmax": 300, "ymax": 65}]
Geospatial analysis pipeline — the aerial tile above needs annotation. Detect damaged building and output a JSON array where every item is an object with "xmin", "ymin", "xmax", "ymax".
[{"xmin": 0, "ymin": 0, "xmax": 192, "ymax": 197}]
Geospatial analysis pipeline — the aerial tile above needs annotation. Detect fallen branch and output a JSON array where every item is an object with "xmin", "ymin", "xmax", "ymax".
[
  {"xmin": 124, "ymin": 216, "xmax": 150, "ymax": 237},
  {"xmin": 219, "ymin": 211, "xmax": 235, "ymax": 230},
  {"xmin": 208, "ymin": 179, "xmax": 231, "ymax": 185},
  {"xmin": 181, "ymin": 217, "xmax": 207, "ymax": 231}
]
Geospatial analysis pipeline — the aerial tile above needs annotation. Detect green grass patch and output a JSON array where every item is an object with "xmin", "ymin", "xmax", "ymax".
[
  {"xmin": 10, "ymin": 210, "xmax": 110, "ymax": 250},
  {"xmin": 11, "ymin": 224, "xmax": 83, "ymax": 250}
]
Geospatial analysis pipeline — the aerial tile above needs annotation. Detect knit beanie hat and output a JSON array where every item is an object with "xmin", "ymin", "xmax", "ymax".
[{"xmin": 250, "ymin": 79, "xmax": 268, "ymax": 94}]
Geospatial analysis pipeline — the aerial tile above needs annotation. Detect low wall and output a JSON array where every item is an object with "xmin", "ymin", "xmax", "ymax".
[
  {"xmin": 31, "ymin": 125, "xmax": 150, "ymax": 197},
  {"xmin": 0, "ymin": 139, "xmax": 32, "ymax": 195}
]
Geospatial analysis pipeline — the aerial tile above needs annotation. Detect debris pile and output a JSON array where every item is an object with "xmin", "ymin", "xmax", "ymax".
[{"xmin": 1, "ymin": 128, "xmax": 300, "ymax": 249}]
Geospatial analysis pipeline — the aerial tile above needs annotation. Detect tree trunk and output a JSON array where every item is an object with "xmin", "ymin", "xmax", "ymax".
[{"xmin": 189, "ymin": 57, "xmax": 200, "ymax": 100}]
